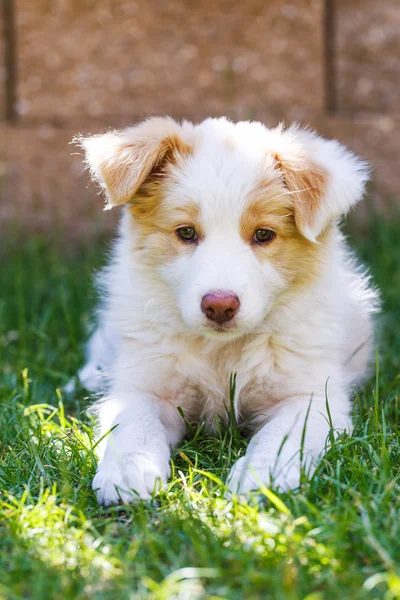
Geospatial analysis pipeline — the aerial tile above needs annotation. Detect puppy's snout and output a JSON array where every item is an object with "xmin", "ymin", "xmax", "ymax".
[{"xmin": 201, "ymin": 291, "xmax": 240, "ymax": 324}]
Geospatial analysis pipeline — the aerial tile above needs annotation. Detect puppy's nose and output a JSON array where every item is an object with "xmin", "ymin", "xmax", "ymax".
[{"xmin": 201, "ymin": 291, "xmax": 240, "ymax": 324}]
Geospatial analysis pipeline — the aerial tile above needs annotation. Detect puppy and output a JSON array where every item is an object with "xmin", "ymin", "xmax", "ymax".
[{"xmin": 76, "ymin": 117, "xmax": 378, "ymax": 505}]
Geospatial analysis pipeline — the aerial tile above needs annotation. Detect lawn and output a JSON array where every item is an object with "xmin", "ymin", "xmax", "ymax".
[{"xmin": 1, "ymin": 214, "xmax": 400, "ymax": 600}]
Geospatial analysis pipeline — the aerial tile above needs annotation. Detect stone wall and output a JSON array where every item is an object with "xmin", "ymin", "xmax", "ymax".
[
  {"xmin": 0, "ymin": 7, "xmax": 5, "ymax": 119},
  {"xmin": 15, "ymin": 0, "xmax": 324, "ymax": 122},
  {"xmin": 1, "ymin": 0, "xmax": 399, "ymax": 237},
  {"xmin": 337, "ymin": 0, "xmax": 400, "ymax": 112}
]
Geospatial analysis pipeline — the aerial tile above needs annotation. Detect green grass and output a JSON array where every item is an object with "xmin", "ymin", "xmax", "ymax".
[{"xmin": 1, "ymin": 215, "xmax": 400, "ymax": 600}]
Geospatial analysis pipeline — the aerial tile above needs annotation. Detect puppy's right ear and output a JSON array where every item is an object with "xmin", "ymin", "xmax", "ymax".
[{"xmin": 74, "ymin": 117, "xmax": 192, "ymax": 209}]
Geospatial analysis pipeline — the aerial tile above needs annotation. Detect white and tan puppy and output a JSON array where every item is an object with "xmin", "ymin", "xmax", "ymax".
[{"xmin": 76, "ymin": 117, "xmax": 378, "ymax": 505}]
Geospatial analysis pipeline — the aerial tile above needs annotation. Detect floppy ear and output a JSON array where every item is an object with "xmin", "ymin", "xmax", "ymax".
[
  {"xmin": 75, "ymin": 117, "xmax": 192, "ymax": 209},
  {"xmin": 273, "ymin": 127, "xmax": 370, "ymax": 242}
]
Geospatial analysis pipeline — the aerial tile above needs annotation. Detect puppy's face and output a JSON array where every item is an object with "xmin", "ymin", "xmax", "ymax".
[
  {"xmin": 79, "ymin": 118, "xmax": 368, "ymax": 339},
  {"xmin": 131, "ymin": 156, "xmax": 323, "ymax": 340}
]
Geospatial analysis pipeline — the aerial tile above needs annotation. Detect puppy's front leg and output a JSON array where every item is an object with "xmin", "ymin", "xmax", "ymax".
[
  {"xmin": 92, "ymin": 393, "xmax": 183, "ymax": 505},
  {"xmin": 228, "ymin": 394, "xmax": 351, "ymax": 493}
]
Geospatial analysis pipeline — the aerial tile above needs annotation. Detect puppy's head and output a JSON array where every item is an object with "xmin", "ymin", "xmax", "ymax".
[{"xmin": 77, "ymin": 117, "xmax": 369, "ymax": 340}]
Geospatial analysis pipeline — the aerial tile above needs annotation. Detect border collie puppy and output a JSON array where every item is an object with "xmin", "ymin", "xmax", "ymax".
[{"xmin": 76, "ymin": 117, "xmax": 378, "ymax": 505}]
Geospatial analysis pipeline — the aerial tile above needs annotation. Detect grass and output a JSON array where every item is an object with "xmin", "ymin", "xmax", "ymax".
[{"xmin": 1, "ymin": 215, "xmax": 400, "ymax": 600}]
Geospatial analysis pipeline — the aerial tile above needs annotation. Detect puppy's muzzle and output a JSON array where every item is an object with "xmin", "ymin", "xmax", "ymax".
[{"xmin": 201, "ymin": 291, "xmax": 240, "ymax": 325}]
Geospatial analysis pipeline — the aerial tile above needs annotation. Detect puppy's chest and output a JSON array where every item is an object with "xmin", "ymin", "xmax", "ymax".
[
  {"xmin": 161, "ymin": 342, "xmax": 278, "ymax": 426},
  {"xmin": 164, "ymin": 376, "xmax": 277, "ymax": 431}
]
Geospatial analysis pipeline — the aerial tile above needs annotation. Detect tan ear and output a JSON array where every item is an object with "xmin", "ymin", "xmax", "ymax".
[
  {"xmin": 272, "ymin": 127, "xmax": 370, "ymax": 242},
  {"xmin": 274, "ymin": 154, "xmax": 328, "ymax": 242},
  {"xmin": 74, "ymin": 117, "xmax": 192, "ymax": 209}
]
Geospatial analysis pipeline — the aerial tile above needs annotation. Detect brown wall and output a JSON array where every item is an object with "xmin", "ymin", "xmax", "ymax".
[
  {"xmin": 1, "ymin": 0, "xmax": 400, "ymax": 237},
  {"xmin": 0, "ymin": 7, "xmax": 5, "ymax": 119},
  {"xmin": 16, "ymin": 0, "xmax": 324, "ymax": 122},
  {"xmin": 337, "ymin": 0, "xmax": 400, "ymax": 112}
]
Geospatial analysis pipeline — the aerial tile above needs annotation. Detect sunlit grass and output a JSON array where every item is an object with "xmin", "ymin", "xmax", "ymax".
[{"xmin": 1, "ymin": 217, "xmax": 400, "ymax": 599}]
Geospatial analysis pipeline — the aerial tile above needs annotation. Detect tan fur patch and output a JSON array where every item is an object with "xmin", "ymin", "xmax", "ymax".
[
  {"xmin": 87, "ymin": 124, "xmax": 193, "ymax": 209},
  {"xmin": 129, "ymin": 181, "xmax": 202, "ymax": 268},
  {"xmin": 240, "ymin": 177, "xmax": 294, "ymax": 243},
  {"xmin": 268, "ymin": 224, "xmax": 330, "ymax": 290},
  {"xmin": 113, "ymin": 134, "xmax": 192, "ymax": 209},
  {"xmin": 241, "ymin": 176, "xmax": 331, "ymax": 287},
  {"xmin": 273, "ymin": 154, "xmax": 328, "ymax": 238}
]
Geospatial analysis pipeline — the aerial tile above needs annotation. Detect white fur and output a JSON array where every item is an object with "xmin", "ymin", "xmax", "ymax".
[{"xmin": 76, "ymin": 117, "xmax": 378, "ymax": 505}]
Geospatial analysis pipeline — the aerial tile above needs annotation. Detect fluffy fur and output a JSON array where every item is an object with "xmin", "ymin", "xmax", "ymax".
[{"xmin": 75, "ymin": 117, "xmax": 378, "ymax": 505}]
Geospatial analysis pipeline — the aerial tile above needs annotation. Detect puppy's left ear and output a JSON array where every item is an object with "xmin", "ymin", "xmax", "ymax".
[
  {"xmin": 274, "ymin": 128, "xmax": 370, "ymax": 242},
  {"xmin": 74, "ymin": 117, "xmax": 192, "ymax": 209}
]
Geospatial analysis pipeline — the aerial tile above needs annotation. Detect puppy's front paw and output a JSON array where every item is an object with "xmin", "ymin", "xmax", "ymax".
[
  {"xmin": 227, "ymin": 450, "xmax": 301, "ymax": 495},
  {"xmin": 93, "ymin": 452, "xmax": 170, "ymax": 506}
]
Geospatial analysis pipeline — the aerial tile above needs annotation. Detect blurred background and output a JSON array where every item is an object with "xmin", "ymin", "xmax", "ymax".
[{"xmin": 1, "ymin": 0, "xmax": 399, "ymax": 239}]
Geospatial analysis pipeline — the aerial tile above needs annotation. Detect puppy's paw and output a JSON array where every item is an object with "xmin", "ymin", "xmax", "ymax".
[
  {"xmin": 93, "ymin": 452, "xmax": 170, "ymax": 506},
  {"xmin": 227, "ymin": 451, "xmax": 301, "ymax": 495}
]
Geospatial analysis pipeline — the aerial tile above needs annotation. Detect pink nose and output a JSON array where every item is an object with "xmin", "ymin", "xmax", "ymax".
[{"xmin": 201, "ymin": 291, "xmax": 240, "ymax": 324}]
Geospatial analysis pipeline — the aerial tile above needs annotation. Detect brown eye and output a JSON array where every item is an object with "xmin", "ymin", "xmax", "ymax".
[
  {"xmin": 176, "ymin": 226, "xmax": 197, "ymax": 242},
  {"xmin": 253, "ymin": 229, "xmax": 276, "ymax": 244}
]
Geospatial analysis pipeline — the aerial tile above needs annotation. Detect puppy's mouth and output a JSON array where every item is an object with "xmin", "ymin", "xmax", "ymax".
[{"xmin": 200, "ymin": 320, "xmax": 243, "ymax": 340}]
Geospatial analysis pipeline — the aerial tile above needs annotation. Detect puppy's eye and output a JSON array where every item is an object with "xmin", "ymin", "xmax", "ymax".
[
  {"xmin": 253, "ymin": 229, "xmax": 276, "ymax": 244},
  {"xmin": 176, "ymin": 226, "xmax": 197, "ymax": 242}
]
